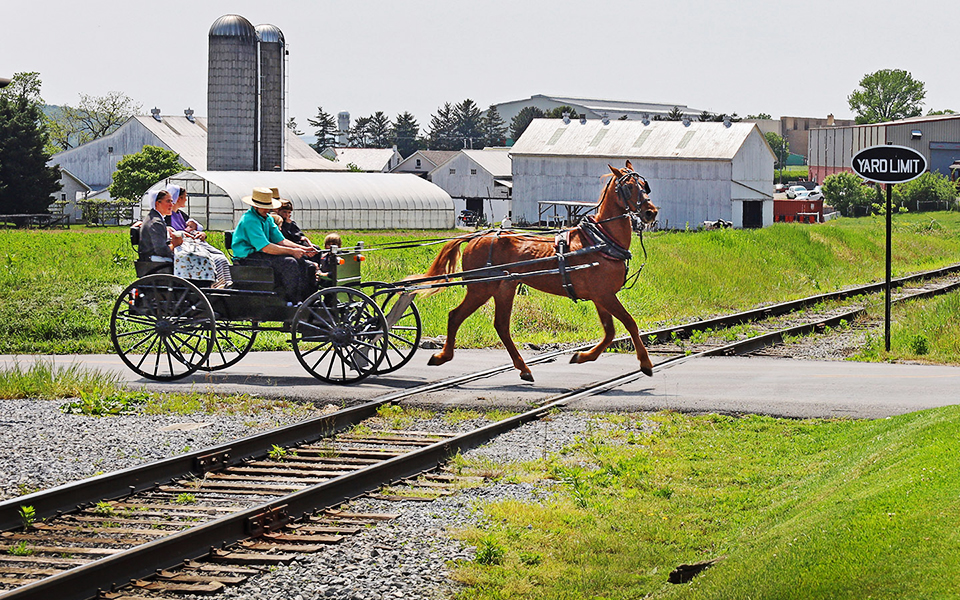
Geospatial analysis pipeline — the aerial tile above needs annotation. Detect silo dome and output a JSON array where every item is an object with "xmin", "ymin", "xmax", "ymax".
[
  {"xmin": 209, "ymin": 14, "xmax": 256, "ymax": 39},
  {"xmin": 255, "ymin": 24, "xmax": 285, "ymax": 45}
]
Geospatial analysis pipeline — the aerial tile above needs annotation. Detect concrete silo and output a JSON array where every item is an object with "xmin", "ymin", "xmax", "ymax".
[
  {"xmin": 207, "ymin": 14, "xmax": 258, "ymax": 171},
  {"xmin": 337, "ymin": 111, "xmax": 350, "ymax": 146},
  {"xmin": 256, "ymin": 24, "xmax": 285, "ymax": 171}
]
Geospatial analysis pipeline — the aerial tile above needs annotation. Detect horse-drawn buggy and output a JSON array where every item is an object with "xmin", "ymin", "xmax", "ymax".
[{"xmin": 110, "ymin": 162, "xmax": 660, "ymax": 384}]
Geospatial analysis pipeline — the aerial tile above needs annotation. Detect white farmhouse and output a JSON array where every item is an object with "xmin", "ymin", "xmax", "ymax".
[{"xmin": 510, "ymin": 119, "xmax": 774, "ymax": 229}]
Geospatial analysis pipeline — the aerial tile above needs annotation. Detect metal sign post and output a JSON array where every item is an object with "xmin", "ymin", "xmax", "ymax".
[{"xmin": 850, "ymin": 145, "xmax": 926, "ymax": 352}]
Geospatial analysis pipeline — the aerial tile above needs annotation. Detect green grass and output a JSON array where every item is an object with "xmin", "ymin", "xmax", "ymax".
[
  {"xmin": 452, "ymin": 409, "xmax": 960, "ymax": 599},
  {"xmin": 2, "ymin": 214, "xmax": 960, "ymax": 362}
]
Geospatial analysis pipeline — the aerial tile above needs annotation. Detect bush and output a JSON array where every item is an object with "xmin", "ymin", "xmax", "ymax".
[
  {"xmin": 822, "ymin": 172, "xmax": 869, "ymax": 216},
  {"xmin": 893, "ymin": 171, "xmax": 957, "ymax": 211}
]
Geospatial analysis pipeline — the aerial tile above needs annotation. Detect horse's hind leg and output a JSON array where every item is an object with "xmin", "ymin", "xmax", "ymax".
[
  {"xmin": 492, "ymin": 283, "xmax": 533, "ymax": 381},
  {"xmin": 427, "ymin": 285, "xmax": 494, "ymax": 367},
  {"xmin": 570, "ymin": 304, "xmax": 616, "ymax": 365}
]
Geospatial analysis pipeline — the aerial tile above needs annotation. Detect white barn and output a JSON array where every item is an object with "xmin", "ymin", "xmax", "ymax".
[
  {"xmin": 428, "ymin": 149, "xmax": 513, "ymax": 223},
  {"xmin": 143, "ymin": 171, "xmax": 455, "ymax": 231},
  {"xmin": 510, "ymin": 119, "xmax": 775, "ymax": 229}
]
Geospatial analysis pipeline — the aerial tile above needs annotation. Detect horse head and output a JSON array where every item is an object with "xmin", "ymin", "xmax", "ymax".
[{"xmin": 608, "ymin": 161, "xmax": 658, "ymax": 225}]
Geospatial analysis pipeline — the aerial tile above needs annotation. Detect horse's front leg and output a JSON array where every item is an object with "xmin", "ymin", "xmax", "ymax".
[
  {"xmin": 492, "ymin": 283, "xmax": 533, "ymax": 381},
  {"xmin": 603, "ymin": 297, "xmax": 654, "ymax": 377},
  {"xmin": 570, "ymin": 304, "xmax": 616, "ymax": 365},
  {"xmin": 427, "ymin": 285, "xmax": 492, "ymax": 367}
]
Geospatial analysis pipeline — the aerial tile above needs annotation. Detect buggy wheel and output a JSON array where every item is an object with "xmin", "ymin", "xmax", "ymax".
[
  {"xmin": 292, "ymin": 287, "xmax": 388, "ymax": 384},
  {"xmin": 198, "ymin": 321, "xmax": 258, "ymax": 371},
  {"xmin": 362, "ymin": 282, "xmax": 422, "ymax": 374},
  {"xmin": 110, "ymin": 274, "xmax": 214, "ymax": 381}
]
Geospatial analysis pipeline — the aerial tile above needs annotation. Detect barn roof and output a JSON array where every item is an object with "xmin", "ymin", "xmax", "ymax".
[
  {"xmin": 326, "ymin": 147, "xmax": 397, "ymax": 171},
  {"xmin": 510, "ymin": 119, "xmax": 766, "ymax": 161},
  {"xmin": 450, "ymin": 149, "xmax": 513, "ymax": 177}
]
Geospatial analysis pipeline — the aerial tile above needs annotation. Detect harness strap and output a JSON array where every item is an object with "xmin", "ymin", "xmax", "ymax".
[
  {"xmin": 553, "ymin": 231, "xmax": 579, "ymax": 301},
  {"xmin": 579, "ymin": 217, "xmax": 632, "ymax": 261}
]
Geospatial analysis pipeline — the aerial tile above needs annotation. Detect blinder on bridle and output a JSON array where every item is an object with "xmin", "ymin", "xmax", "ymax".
[{"xmin": 615, "ymin": 169, "xmax": 651, "ymax": 212}]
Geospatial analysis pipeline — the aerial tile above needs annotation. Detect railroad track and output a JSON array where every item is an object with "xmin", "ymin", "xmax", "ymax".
[{"xmin": 1, "ymin": 264, "xmax": 959, "ymax": 599}]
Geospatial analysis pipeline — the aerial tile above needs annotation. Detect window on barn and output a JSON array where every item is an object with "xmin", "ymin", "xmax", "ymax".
[
  {"xmin": 450, "ymin": 169, "xmax": 456, "ymax": 175},
  {"xmin": 416, "ymin": 159, "xmax": 421, "ymax": 168},
  {"xmin": 470, "ymin": 169, "xmax": 477, "ymax": 175}
]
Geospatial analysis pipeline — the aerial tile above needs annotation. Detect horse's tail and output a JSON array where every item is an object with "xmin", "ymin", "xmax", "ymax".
[{"xmin": 404, "ymin": 237, "xmax": 468, "ymax": 297}]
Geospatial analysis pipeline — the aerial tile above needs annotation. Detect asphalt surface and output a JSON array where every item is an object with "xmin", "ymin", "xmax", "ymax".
[{"xmin": 3, "ymin": 350, "xmax": 958, "ymax": 419}]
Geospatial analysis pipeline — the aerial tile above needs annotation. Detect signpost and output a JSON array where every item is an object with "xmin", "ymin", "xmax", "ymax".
[{"xmin": 850, "ymin": 145, "xmax": 927, "ymax": 351}]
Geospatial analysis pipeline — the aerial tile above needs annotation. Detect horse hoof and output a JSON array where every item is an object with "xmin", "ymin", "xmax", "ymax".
[
  {"xmin": 427, "ymin": 355, "xmax": 444, "ymax": 366},
  {"xmin": 569, "ymin": 353, "xmax": 580, "ymax": 364},
  {"xmin": 520, "ymin": 372, "xmax": 534, "ymax": 382},
  {"xmin": 641, "ymin": 366, "xmax": 654, "ymax": 377}
]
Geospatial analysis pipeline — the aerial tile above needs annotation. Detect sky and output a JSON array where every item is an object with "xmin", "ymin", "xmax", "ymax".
[{"xmin": 4, "ymin": 0, "xmax": 957, "ymax": 133}]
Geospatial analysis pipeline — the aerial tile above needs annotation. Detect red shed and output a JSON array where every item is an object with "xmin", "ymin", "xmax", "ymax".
[{"xmin": 774, "ymin": 198, "xmax": 823, "ymax": 223}]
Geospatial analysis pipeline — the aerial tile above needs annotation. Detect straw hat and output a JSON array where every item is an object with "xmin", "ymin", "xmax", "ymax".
[{"xmin": 242, "ymin": 187, "xmax": 282, "ymax": 209}]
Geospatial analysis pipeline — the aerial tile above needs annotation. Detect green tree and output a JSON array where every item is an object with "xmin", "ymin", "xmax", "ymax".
[
  {"xmin": 848, "ymin": 69, "xmax": 925, "ymax": 124},
  {"xmin": 391, "ymin": 111, "xmax": 421, "ymax": 158},
  {"xmin": 892, "ymin": 171, "xmax": 957, "ymax": 209},
  {"xmin": 46, "ymin": 91, "xmax": 141, "ymax": 152},
  {"xmin": 366, "ymin": 111, "xmax": 392, "ymax": 148},
  {"xmin": 926, "ymin": 108, "xmax": 956, "ymax": 116},
  {"xmin": 480, "ymin": 105, "xmax": 508, "ymax": 147},
  {"xmin": 286, "ymin": 116, "xmax": 303, "ymax": 136},
  {"xmin": 426, "ymin": 102, "xmax": 458, "ymax": 150},
  {"xmin": 308, "ymin": 106, "xmax": 337, "ymax": 152},
  {"xmin": 348, "ymin": 116, "xmax": 372, "ymax": 147},
  {"xmin": 545, "ymin": 105, "xmax": 580, "ymax": 120},
  {"xmin": 108, "ymin": 145, "xmax": 186, "ymax": 201},
  {"xmin": 453, "ymin": 99, "xmax": 484, "ymax": 149},
  {"xmin": 0, "ymin": 83, "xmax": 62, "ymax": 214},
  {"xmin": 747, "ymin": 113, "xmax": 773, "ymax": 120},
  {"xmin": 655, "ymin": 106, "xmax": 686, "ymax": 121},
  {"xmin": 765, "ymin": 131, "xmax": 789, "ymax": 175},
  {"xmin": 509, "ymin": 106, "xmax": 545, "ymax": 142},
  {"xmin": 822, "ymin": 171, "xmax": 869, "ymax": 216}
]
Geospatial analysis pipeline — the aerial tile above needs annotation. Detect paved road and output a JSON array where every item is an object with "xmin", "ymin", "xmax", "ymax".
[{"xmin": 2, "ymin": 351, "xmax": 957, "ymax": 419}]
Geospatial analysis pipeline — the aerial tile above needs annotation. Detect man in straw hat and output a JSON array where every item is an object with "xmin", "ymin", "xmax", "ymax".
[{"xmin": 233, "ymin": 187, "xmax": 318, "ymax": 304}]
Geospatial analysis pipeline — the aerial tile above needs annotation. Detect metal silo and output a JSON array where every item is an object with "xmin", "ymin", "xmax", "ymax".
[
  {"xmin": 207, "ymin": 14, "xmax": 257, "ymax": 171},
  {"xmin": 338, "ymin": 111, "xmax": 350, "ymax": 146},
  {"xmin": 256, "ymin": 24, "xmax": 285, "ymax": 171}
]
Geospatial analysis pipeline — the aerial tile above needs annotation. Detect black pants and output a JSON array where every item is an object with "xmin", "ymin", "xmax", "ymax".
[{"xmin": 237, "ymin": 252, "xmax": 316, "ymax": 303}]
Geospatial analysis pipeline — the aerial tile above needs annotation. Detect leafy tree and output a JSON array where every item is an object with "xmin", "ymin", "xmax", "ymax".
[
  {"xmin": 480, "ymin": 105, "xmax": 508, "ymax": 147},
  {"xmin": 545, "ymin": 105, "xmax": 580, "ymax": 120},
  {"xmin": 347, "ymin": 116, "xmax": 372, "ymax": 147},
  {"xmin": 848, "ymin": 69, "xmax": 925, "ymax": 124},
  {"xmin": 308, "ymin": 106, "xmax": 337, "ymax": 152},
  {"xmin": 286, "ymin": 117, "xmax": 303, "ymax": 136},
  {"xmin": 426, "ymin": 102, "xmax": 458, "ymax": 150},
  {"xmin": 0, "ymin": 76, "xmax": 61, "ymax": 214},
  {"xmin": 366, "ymin": 111, "xmax": 392, "ymax": 148},
  {"xmin": 46, "ymin": 91, "xmax": 141, "ymax": 151},
  {"xmin": 108, "ymin": 145, "xmax": 186, "ymax": 201},
  {"xmin": 765, "ymin": 132, "xmax": 789, "ymax": 173},
  {"xmin": 454, "ymin": 99, "xmax": 484, "ymax": 149},
  {"xmin": 509, "ymin": 106, "xmax": 545, "ymax": 142},
  {"xmin": 926, "ymin": 108, "xmax": 956, "ymax": 116},
  {"xmin": 822, "ymin": 172, "xmax": 869, "ymax": 216},
  {"xmin": 391, "ymin": 111, "xmax": 421, "ymax": 158},
  {"xmin": 892, "ymin": 171, "xmax": 957, "ymax": 209},
  {"xmin": 747, "ymin": 113, "xmax": 773, "ymax": 120}
]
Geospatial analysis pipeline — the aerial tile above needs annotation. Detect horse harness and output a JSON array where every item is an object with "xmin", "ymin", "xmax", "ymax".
[{"xmin": 553, "ymin": 215, "xmax": 634, "ymax": 301}]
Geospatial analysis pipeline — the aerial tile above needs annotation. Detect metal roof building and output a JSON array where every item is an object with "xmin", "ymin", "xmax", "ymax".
[
  {"xmin": 428, "ymin": 149, "xmax": 513, "ymax": 222},
  {"xmin": 144, "ymin": 171, "xmax": 454, "ymax": 231},
  {"xmin": 509, "ymin": 119, "xmax": 775, "ymax": 229},
  {"xmin": 320, "ymin": 147, "xmax": 403, "ymax": 172}
]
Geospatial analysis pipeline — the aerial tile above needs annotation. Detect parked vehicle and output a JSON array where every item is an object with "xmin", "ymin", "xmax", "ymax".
[{"xmin": 786, "ymin": 185, "xmax": 807, "ymax": 199}]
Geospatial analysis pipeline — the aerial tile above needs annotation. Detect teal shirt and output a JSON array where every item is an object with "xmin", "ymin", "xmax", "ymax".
[{"xmin": 232, "ymin": 207, "xmax": 284, "ymax": 259}]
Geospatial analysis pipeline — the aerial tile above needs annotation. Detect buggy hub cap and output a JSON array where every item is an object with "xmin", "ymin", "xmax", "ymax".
[{"xmin": 331, "ymin": 326, "xmax": 352, "ymax": 346}]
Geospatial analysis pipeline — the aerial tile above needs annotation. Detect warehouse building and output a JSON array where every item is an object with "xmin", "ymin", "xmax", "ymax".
[
  {"xmin": 143, "ymin": 170, "xmax": 454, "ymax": 231},
  {"xmin": 510, "ymin": 118, "xmax": 774, "ymax": 229},
  {"xmin": 809, "ymin": 114, "xmax": 960, "ymax": 184}
]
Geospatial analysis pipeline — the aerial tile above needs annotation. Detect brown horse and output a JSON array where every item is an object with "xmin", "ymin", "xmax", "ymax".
[{"xmin": 421, "ymin": 160, "xmax": 659, "ymax": 381}]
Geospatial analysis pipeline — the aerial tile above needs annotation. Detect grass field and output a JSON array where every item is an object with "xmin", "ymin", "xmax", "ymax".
[
  {"xmin": 451, "ymin": 407, "xmax": 960, "ymax": 599},
  {"xmin": 1, "ymin": 212, "xmax": 959, "ymax": 363}
]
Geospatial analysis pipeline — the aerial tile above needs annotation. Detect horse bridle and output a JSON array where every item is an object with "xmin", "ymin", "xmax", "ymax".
[{"xmin": 614, "ymin": 169, "xmax": 651, "ymax": 213}]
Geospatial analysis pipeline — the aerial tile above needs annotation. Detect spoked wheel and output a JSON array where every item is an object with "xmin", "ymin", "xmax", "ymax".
[
  {"xmin": 198, "ymin": 321, "xmax": 258, "ymax": 371},
  {"xmin": 292, "ymin": 287, "xmax": 388, "ymax": 384},
  {"xmin": 362, "ymin": 282, "xmax": 422, "ymax": 375},
  {"xmin": 110, "ymin": 274, "xmax": 214, "ymax": 381}
]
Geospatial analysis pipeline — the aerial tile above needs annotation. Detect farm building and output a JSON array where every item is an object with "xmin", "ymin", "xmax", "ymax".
[
  {"xmin": 320, "ymin": 147, "xmax": 403, "ymax": 172},
  {"xmin": 391, "ymin": 150, "xmax": 459, "ymax": 178},
  {"xmin": 509, "ymin": 118, "xmax": 775, "ymax": 229},
  {"xmin": 428, "ymin": 149, "xmax": 512, "ymax": 223},
  {"xmin": 809, "ymin": 114, "xmax": 960, "ymax": 184},
  {"xmin": 142, "ymin": 171, "xmax": 454, "ymax": 231},
  {"xmin": 49, "ymin": 114, "xmax": 342, "ymax": 220}
]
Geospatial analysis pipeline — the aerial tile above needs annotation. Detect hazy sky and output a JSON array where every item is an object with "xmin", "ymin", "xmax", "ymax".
[{"xmin": 4, "ymin": 0, "xmax": 956, "ymax": 131}]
